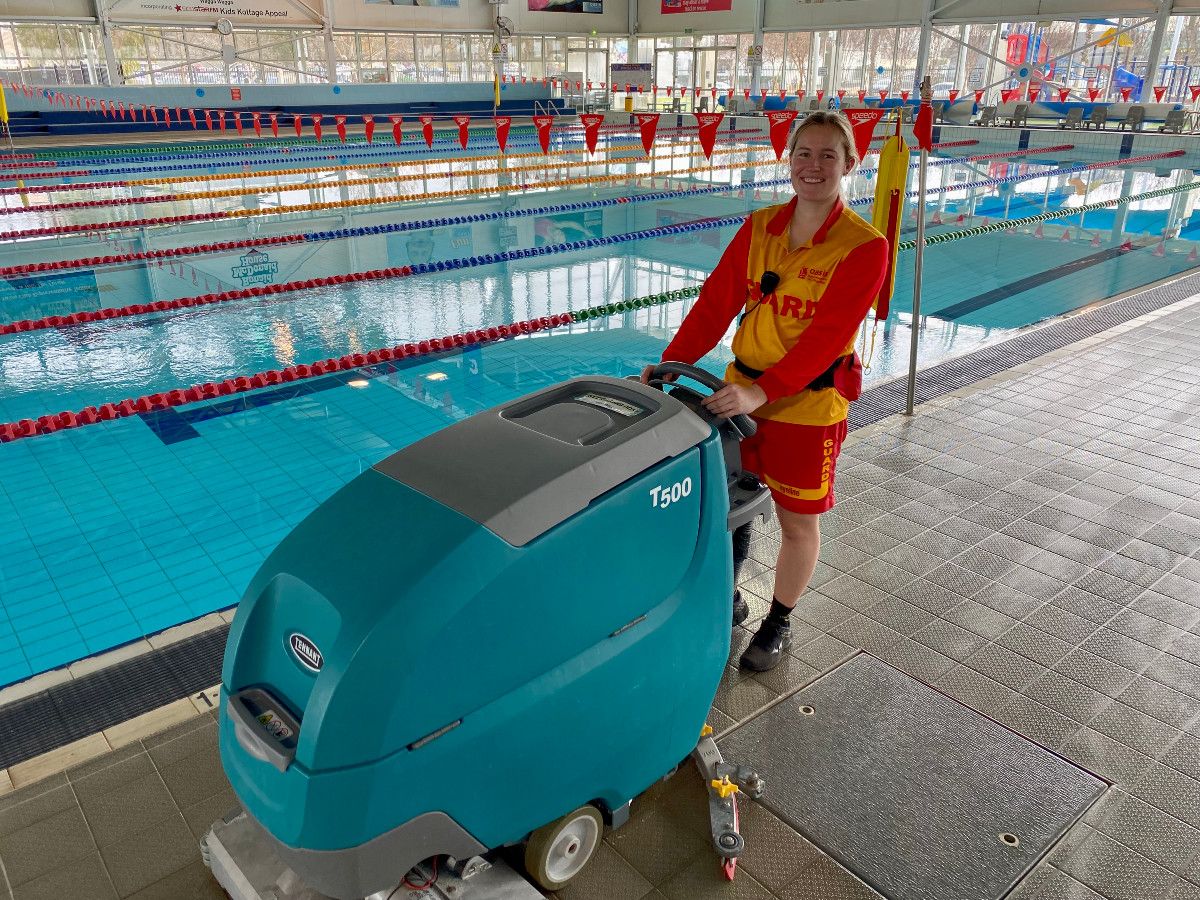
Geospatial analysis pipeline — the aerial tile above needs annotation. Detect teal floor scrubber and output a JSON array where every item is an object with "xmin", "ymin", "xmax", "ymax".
[{"xmin": 203, "ymin": 364, "xmax": 770, "ymax": 899}]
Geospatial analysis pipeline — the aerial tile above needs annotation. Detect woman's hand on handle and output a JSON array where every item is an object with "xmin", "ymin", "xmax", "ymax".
[
  {"xmin": 701, "ymin": 382, "xmax": 767, "ymax": 419},
  {"xmin": 639, "ymin": 364, "xmax": 677, "ymax": 385}
]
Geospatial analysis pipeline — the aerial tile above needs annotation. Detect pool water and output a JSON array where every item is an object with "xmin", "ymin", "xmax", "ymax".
[{"xmin": 0, "ymin": 129, "xmax": 1197, "ymax": 686}]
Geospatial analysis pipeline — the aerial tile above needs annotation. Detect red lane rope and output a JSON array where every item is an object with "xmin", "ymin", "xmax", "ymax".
[{"xmin": 0, "ymin": 312, "xmax": 575, "ymax": 443}]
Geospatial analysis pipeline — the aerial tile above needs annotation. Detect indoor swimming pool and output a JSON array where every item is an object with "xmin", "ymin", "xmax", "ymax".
[{"xmin": 1, "ymin": 123, "xmax": 1199, "ymax": 687}]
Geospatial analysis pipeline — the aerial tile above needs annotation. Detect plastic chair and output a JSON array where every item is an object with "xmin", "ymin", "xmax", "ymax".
[
  {"xmin": 976, "ymin": 106, "xmax": 997, "ymax": 126},
  {"xmin": 1005, "ymin": 104, "xmax": 1028, "ymax": 127},
  {"xmin": 1159, "ymin": 109, "xmax": 1185, "ymax": 133},
  {"xmin": 1119, "ymin": 105, "xmax": 1145, "ymax": 131},
  {"xmin": 1058, "ymin": 108, "xmax": 1083, "ymax": 129},
  {"xmin": 1085, "ymin": 106, "xmax": 1108, "ymax": 129}
]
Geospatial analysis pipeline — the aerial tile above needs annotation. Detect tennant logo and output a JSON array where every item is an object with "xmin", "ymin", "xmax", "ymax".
[
  {"xmin": 289, "ymin": 633, "xmax": 323, "ymax": 672},
  {"xmin": 231, "ymin": 248, "xmax": 280, "ymax": 286}
]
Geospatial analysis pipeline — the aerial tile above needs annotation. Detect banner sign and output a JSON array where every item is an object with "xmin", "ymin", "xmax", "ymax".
[
  {"xmin": 580, "ymin": 113, "xmax": 604, "ymax": 155},
  {"xmin": 662, "ymin": 0, "xmax": 731, "ymax": 12},
  {"xmin": 495, "ymin": 115, "xmax": 512, "ymax": 152},
  {"xmin": 113, "ymin": 0, "xmax": 316, "ymax": 26},
  {"xmin": 611, "ymin": 63, "xmax": 652, "ymax": 91},
  {"xmin": 453, "ymin": 114, "xmax": 471, "ymax": 149},
  {"xmin": 528, "ymin": 0, "xmax": 601, "ymax": 12},
  {"xmin": 420, "ymin": 114, "xmax": 435, "ymax": 148},
  {"xmin": 533, "ymin": 115, "xmax": 554, "ymax": 153}
]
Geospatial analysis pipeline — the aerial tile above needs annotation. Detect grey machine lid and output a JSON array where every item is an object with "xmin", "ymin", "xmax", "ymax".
[{"xmin": 374, "ymin": 376, "xmax": 711, "ymax": 546}]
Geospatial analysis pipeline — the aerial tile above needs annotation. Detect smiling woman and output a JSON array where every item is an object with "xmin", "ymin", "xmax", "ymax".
[{"xmin": 643, "ymin": 110, "xmax": 888, "ymax": 672}]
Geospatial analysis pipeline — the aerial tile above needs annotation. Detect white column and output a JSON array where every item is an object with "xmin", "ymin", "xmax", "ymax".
[
  {"xmin": 93, "ymin": 0, "xmax": 122, "ymax": 85},
  {"xmin": 913, "ymin": 0, "xmax": 935, "ymax": 89},
  {"xmin": 322, "ymin": 0, "xmax": 337, "ymax": 84},
  {"xmin": 1141, "ymin": 0, "xmax": 1175, "ymax": 101},
  {"xmin": 750, "ymin": 0, "xmax": 764, "ymax": 97}
]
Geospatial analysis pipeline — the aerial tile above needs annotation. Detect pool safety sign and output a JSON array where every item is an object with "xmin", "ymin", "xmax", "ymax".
[{"xmin": 232, "ymin": 249, "xmax": 279, "ymax": 286}]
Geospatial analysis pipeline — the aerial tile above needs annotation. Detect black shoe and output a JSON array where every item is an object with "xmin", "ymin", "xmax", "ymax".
[
  {"xmin": 739, "ymin": 617, "xmax": 792, "ymax": 672},
  {"xmin": 732, "ymin": 590, "xmax": 750, "ymax": 627}
]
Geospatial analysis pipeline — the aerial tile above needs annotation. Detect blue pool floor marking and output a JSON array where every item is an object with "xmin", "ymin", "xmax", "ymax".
[
  {"xmin": 140, "ymin": 348, "xmax": 465, "ymax": 445},
  {"xmin": 1119, "ymin": 133, "xmax": 1135, "ymax": 158},
  {"xmin": 1017, "ymin": 130, "xmax": 1031, "ymax": 151},
  {"xmin": 934, "ymin": 245, "xmax": 1130, "ymax": 320}
]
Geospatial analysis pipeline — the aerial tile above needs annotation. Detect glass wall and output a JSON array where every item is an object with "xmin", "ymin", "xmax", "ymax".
[{"xmin": 0, "ymin": 22, "xmax": 105, "ymax": 85}]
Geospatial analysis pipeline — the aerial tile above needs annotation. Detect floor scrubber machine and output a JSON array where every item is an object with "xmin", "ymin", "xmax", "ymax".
[{"xmin": 203, "ymin": 363, "xmax": 770, "ymax": 899}]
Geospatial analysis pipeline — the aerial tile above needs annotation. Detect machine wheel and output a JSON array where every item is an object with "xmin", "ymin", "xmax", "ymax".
[{"xmin": 523, "ymin": 805, "xmax": 604, "ymax": 891}]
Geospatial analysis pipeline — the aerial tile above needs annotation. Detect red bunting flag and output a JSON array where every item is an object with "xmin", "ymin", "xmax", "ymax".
[
  {"xmin": 100, "ymin": 99, "xmax": 108, "ymax": 117},
  {"xmin": 949, "ymin": 89, "xmax": 959, "ymax": 103},
  {"xmin": 533, "ymin": 114, "xmax": 554, "ymax": 154},
  {"xmin": 188, "ymin": 108, "xmax": 198, "ymax": 129},
  {"xmin": 1027, "ymin": 86, "xmax": 1039, "ymax": 102},
  {"xmin": 580, "ymin": 113, "xmax": 604, "ymax": 154},
  {"xmin": 844, "ymin": 108, "xmax": 886, "ymax": 161},
  {"xmin": 694, "ymin": 112, "xmax": 724, "ymax": 160},
  {"xmin": 204, "ymin": 109, "xmax": 213, "ymax": 130},
  {"xmin": 837, "ymin": 89, "xmax": 846, "ymax": 100},
  {"xmin": 1191, "ymin": 85, "xmax": 1200, "ymax": 102},
  {"xmin": 494, "ymin": 115, "xmax": 512, "ymax": 152},
  {"xmin": 1058, "ymin": 88, "xmax": 1070, "ymax": 102},
  {"xmin": 175, "ymin": 107, "xmax": 182, "ymax": 123},
  {"xmin": 335, "ymin": 114, "xmax": 347, "ymax": 143},
  {"xmin": 234, "ymin": 112, "xmax": 243, "ymax": 136},
  {"xmin": 252, "ymin": 111, "xmax": 262, "ymax": 137},
  {"xmin": 293, "ymin": 113, "xmax": 302, "ymax": 137},
  {"xmin": 816, "ymin": 90, "xmax": 824, "ymax": 102},
  {"xmin": 268, "ymin": 112, "xmax": 278, "ymax": 137},
  {"xmin": 217, "ymin": 109, "xmax": 226, "ymax": 132},
  {"xmin": 1088, "ymin": 87, "xmax": 1101, "ymax": 101},
  {"xmin": 453, "ymin": 114, "xmax": 470, "ymax": 149},
  {"xmin": 312, "ymin": 115, "xmax": 323, "ymax": 141},
  {"xmin": 857, "ymin": 90, "xmax": 867, "ymax": 103},
  {"xmin": 974, "ymin": 90, "xmax": 984, "ymax": 104},
  {"xmin": 765, "ymin": 110, "xmax": 799, "ymax": 160},
  {"xmin": 389, "ymin": 114, "xmax": 403, "ymax": 146},
  {"xmin": 900, "ymin": 90, "xmax": 910, "ymax": 102},
  {"xmin": 149, "ymin": 106, "xmax": 158, "ymax": 123},
  {"xmin": 634, "ymin": 112, "xmax": 660, "ymax": 155},
  {"xmin": 420, "ymin": 114, "xmax": 434, "ymax": 148},
  {"xmin": 363, "ymin": 114, "xmax": 374, "ymax": 143},
  {"xmin": 744, "ymin": 89, "xmax": 751, "ymax": 100},
  {"xmin": 796, "ymin": 90, "xmax": 805, "ymax": 102},
  {"xmin": 1153, "ymin": 85, "xmax": 1167, "ymax": 102},
  {"xmin": 878, "ymin": 90, "xmax": 888, "ymax": 101},
  {"xmin": 1119, "ymin": 87, "xmax": 1132, "ymax": 101},
  {"xmin": 778, "ymin": 90, "xmax": 786, "ymax": 101},
  {"xmin": 163, "ymin": 106, "xmax": 171, "ymax": 127}
]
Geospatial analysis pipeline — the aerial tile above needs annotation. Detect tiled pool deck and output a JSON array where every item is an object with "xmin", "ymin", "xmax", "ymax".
[{"xmin": 1, "ymin": 289, "xmax": 1199, "ymax": 900}]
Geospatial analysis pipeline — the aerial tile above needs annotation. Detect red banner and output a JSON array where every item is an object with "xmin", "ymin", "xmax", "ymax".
[
  {"xmin": 163, "ymin": 106, "xmax": 171, "ymax": 127},
  {"xmin": 661, "ymin": 0, "xmax": 731, "ymax": 12},
  {"xmin": 844, "ymin": 108, "xmax": 886, "ymax": 162},
  {"xmin": 1058, "ymin": 88, "xmax": 1069, "ymax": 103},
  {"xmin": 251, "ymin": 111, "xmax": 261, "ymax": 137},
  {"xmin": 580, "ymin": 113, "xmax": 604, "ymax": 154},
  {"xmin": 1088, "ymin": 87, "xmax": 1101, "ymax": 102},
  {"xmin": 974, "ymin": 90, "xmax": 984, "ymax": 104},
  {"xmin": 1153, "ymin": 85, "xmax": 1167, "ymax": 102},
  {"xmin": 694, "ymin": 112, "xmax": 724, "ymax": 160},
  {"xmin": 149, "ymin": 106, "xmax": 158, "ymax": 124},
  {"xmin": 268, "ymin": 112, "xmax": 278, "ymax": 137},
  {"xmin": 217, "ymin": 109, "xmax": 226, "ymax": 132},
  {"xmin": 389, "ymin": 115, "xmax": 403, "ymax": 146},
  {"xmin": 858, "ymin": 90, "xmax": 866, "ymax": 103},
  {"xmin": 816, "ymin": 90, "xmax": 824, "ymax": 102},
  {"xmin": 533, "ymin": 115, "xmax": 554, "ymax": 154},
  {"xmin": 914, "ymin": 101, "xmax": 933, "ymax": 152},
  {"xmin": 878, "ymin": 90, "xmax": 888, "ymax": 101},
  {"xmin": 312, "ymin": 115, "xmax": 323, "ymax": 141},
  {"xmin": 634, "ymin": 113, "xmax": 660, "ymax": 155},
  {"xmin": 420, "ymin": 114, "xmax": 435, "ymax": 148},
  {"xmin": 363, "ymin": 114, "xmax": 374, "ymax": 144},
  {"xmin": 900, "ymin": 90, "xmax": 909, "ymax": 102},
  {"xmin": 204, "ymin": 109, "xmax": 213, "ymax": 130},
  {"xmin": 188, "ymin": 109, "xmax": 198, "ymax": 129},
  {"xmin": 453, "ymin": 114, "xmax": 471, "ymax": 149},
  {"xmin": 949, "ymin": 89, "xmax": 959, "ymax": 104},
  {"xmin": 495, "ymin": 115, "xmax": 512, "ymax": 152},
  {"xmin": 234, "ymin": 112, "xmax": 243, "ymax": 136},
  {"xmin": 837, "ymin": 89, "xmax": 846, "ymax": 100},
  {"xmin": 1027, "ymin": 86, "xmax": 1039, "ymax": 102},
  {"xmin": 765, "ymin": 110, "xmax": 799, "ymax": 160},
  {"xmin": 1119, "ymin": 87, "xmax": 1132, "ymax": 101},
  {"xmin": 1191, "ymin": 85, "xmax": 1200, "ymax": 102},
  {"xmin": 335, "ymin": 114, "xmax": 347, "ymax": 143}
]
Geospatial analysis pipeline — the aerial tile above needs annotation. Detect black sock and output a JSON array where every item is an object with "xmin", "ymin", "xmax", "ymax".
[
  {"xmin": 732, "ymin": 523, "xmax": 752, "ymax": 581},
  {"xmin": 767, "ymin": 598, "xmax": 793, "ymax": 626}
]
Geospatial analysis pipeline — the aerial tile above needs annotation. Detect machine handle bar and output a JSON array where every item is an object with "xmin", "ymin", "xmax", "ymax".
[{"xmin": 652, "ymin": 362, "xmax": 757, "ymax": 440}]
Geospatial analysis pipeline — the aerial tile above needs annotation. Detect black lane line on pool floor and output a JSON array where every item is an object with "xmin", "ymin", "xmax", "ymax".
[{"xmin": 3, "ymin": 267, "xmax": 1200, "ymax": 769}]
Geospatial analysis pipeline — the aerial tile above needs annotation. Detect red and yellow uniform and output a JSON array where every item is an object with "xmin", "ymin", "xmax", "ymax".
[{"xmin": 661, "ymin": 197, "xmax": 888, "ymax": 512}]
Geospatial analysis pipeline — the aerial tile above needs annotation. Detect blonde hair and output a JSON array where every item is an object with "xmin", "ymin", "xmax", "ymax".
[{"xmin": 786, "ymin": 111, "xmax": 859, "ymax": 170}]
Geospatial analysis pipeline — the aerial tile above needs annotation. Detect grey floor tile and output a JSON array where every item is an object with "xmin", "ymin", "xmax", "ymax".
[
  {"xmin": 606, "ymin": 804, "xmax": 709, "ymax": 888},
  {"xmin": 1053, "ymin": 649, "xmax": 1140, "ymax": 697},
  {"xmin": 964, "ymin": 642, "xmax": 1048, "ymax": 692},
  {"xmin": 0, "ymin": 779, "xmax": 75, "ymax": 839},
  {"xmin": 79, "ymin": 770, "xmax": 178, "ymax": 850},
  {"xmin": 912, "ymin": 619, "xmax": 988, "ymax": 661},
  {"xmin": 733, "ymin": 800, "xmax": 824, "ymax": 893},
  {"xmin": 1025, "ymin": 669, "xmax": 1111, "ymax": 724},
  {"xmin": 11, "ymin": 851, "xmax": 117, "ymax": 900},
  {"xmin": 997, "ymin": 622, "xmax": 1076, "ymax": 668},
  {"xmin": 1059, "ymin": 727, "xmax": 1157, "ymax": 785},
  {"xmin": 1086, "ymin": 791, "xmax": 1200, "ymax": 878},
  {"xmin": 124, "ymin": 860, "xmax": 227, "ymax": 900},
  {"xmin": 1006, "ymin": 864, "xmax": 1105, "ymax": 899},
  {"xmin": 1117, "ymin": 676, "xmax": 1200, "ymax": 731},
  {"xmin": 658, "ymin": 853, "xmax": 772, "ymax": 900},
  {"xmin": 556, "ymin": 843, "xmax": 655, "ymax": 900},
  {"xmin": 1087, "ymin": 699, "xmax": 1186, "ymax": 759},
  {"xmin": 777, "ymin": 855, "xmax": 883, "ymax": 900},
  {"xmin": 1055, "ymin": 824, "xmax": 1177, "ymax": 900},
  {"xmin": 0, "ymin": 805, "xmax": 96, "ymax": 887},
  {"xmin": 98, "ymin": 812, "xmax": 204, "ymax": 898}
]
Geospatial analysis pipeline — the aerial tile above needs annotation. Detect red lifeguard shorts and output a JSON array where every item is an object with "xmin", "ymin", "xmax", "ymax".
[{"xmin": 739, "ymin": 418, "xmax": 849, "ymax": 514}]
